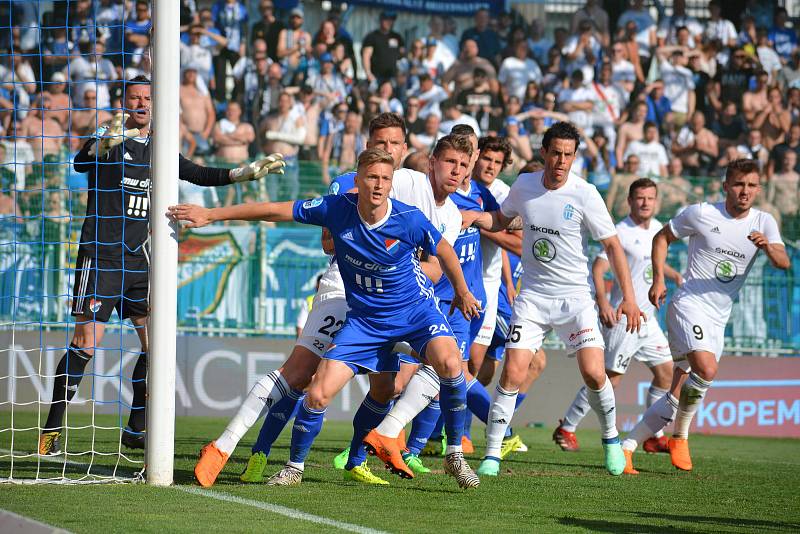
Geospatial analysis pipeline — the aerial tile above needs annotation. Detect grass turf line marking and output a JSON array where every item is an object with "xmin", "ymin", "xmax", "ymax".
[
  {"xmin": 177, "ymin": 486, "xmax": 389, "ymax": 534},
  {"xmin": 0, "ymin": 508, "xmax": 72, "ymax": 534}
]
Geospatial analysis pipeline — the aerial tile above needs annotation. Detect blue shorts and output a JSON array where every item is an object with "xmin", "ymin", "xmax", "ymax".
[
  {"xmin": 486, "ymin": 310, "xmax": 511, "ymax": 362},
  {"xmin": 324, "ymin": 299, "xmax": 455, "ymax": 374},
  {"xmin": 440, "ymin": 299, "xmax": 484, "ymax": 361}
]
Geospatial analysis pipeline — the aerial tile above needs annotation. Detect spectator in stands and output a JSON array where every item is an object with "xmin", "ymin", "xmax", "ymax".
[
  {"xmin": 297, "ymin": 86, "xmax": 322, "ymax": 161},
  {"xmin": 616, "ymin": 0, "xmax": 656, "ymax": 72},
  {"xmin": 211, "ymin": 0, "xmax": 248, "ymax": 101},
  {"xmin": 736, "ymin": 128, "xmax": 770, "ymax": 171},
  {"xmin": 742, "ymin": 70, "xmax": 769, "ymax": 124},
  {"xmin": 610, "ymin": 40, "xmax": 637, "ymax": 97},
  {"xmin": 570, "ymin": 0, "xmax": 610, "ymax": 47},
  {"xmin": 125, "ymin": 0, "xmax": 152, "ymax": 62},
  {"xmin": 16, "ymin": 93, "xmax": 65, "ymax": 163},
  {"xmin": 42, "ymin": 27, "xmax": 73, "ymax": 81},
  {"xmin": 71, "ymin": 39, "xmax": 117, "ymax": 110},
  {"xmin": 181, "ymin": 24, "xmax": 215, "ymax": 91},
  {"xmin": 460, "ymin": 8, "xmax": 502, "ymax": 66},
  {"xmin": 397, "ymin": 39, "xmax": 425, "ymax": 91},
  {"xmin": 768, "ymin": 122, "xmax": 800, "ymax": 179},
  {"xmin": 769, "ymin": 7, "xmax": 798, "ymax": 64},
  {"xmin": 778, "ymin": 50, "xmax": 800, "ymax": 89},
  {"xmin": 562, "ymin": 20, "xmax": 601, "ymax": 83},
  {"xmin": 502, "ymin": 96, "xmax": 534, "ymax": 166},
  {"xmin": 674, "ymin": 111, "xmax": 719, "ymax": 175},
  {"xmin": 592, "ymin": 62, "xmax": 624, "ymax": 148},
  {"xmin": 582, "ymin": 130, "xmax": 614, "ymax": 190},
  {"xmin": 606, "ymin": 153, "xmax": 641, "ymax": 219},
  {"xmin": 260, "ymin": 91, "xmax": 304, "ymax": 199},
  {"xmin": 361, "ymin": 11, "xmax": 404, "ymax": 87},
  {"xmin": 755, "ymin": 29, "xmax": 783, "ymax": 83},
  {"xmin": 526, "ymin": 19, "xmax": 553, "ymax": 68},
  {"xmin": 376, "ymin": 81, "xmax": 403, "ymax": 115},
  {"xmin": 413, "ymin": 74, "xmax": 448, "ymax": 120},
  {"xmin": 318, "ymin": 102, "xmax": 347, "ymax": 161},
  {"xmin": 321, "ymin": 110, "xmax": 364, "ymax": 184},
  {"xmin": 442, "ymin": 39, "xmax": 498, "ymax": 94},
  {"xmin": 704, "ymin": 0, "xmax": 737, "ymax": 49},
  {"xmin": 70, "ymin": 87, "xmax": 112, "ymax": 136},
  {"xmin": 711, "ymin": 47, "xmax": 757, "ymax": 113},
  {"xmin": 409, "ymin": 114, "xmax": 443, "ymax": 153},
  {"xmin": 277, "ymin": 7, "xmax": 311, "ymax": 85},
  {"xmin": 624, "ymin": 121, "xmax": 668, "ymax": 178},
  {"xmin": 404, "ymin": 97, "xmax": 425, "ymax": 135},
  {"xmin": 180, "ymin": 67, "xmax": 216, "ymax": 156},
  {"xmin": 658, "ymin": 48, "xmax": 695, "ymax": 129},
  {"xmin": 439, "ymin": 98, "xmax": 480, "ymax": 137},
  {"xmin": 308, "ymin": 53, "xmax": 346, "ymax": 111},
  {"xmin": 212, "ymin": 101, "xmax": 254, "ymax": 164},
  {"xmin": 616, "ymin": 100, "xmax": 648, "ymax": 169},
  {"xmin": 251, "ymin": 1, "xmax": 283, "ymax": 63},
  {"xmin": 659, "ymin": 157, "xmax": 696, "ymax": 214},
  {"xmin": 657, "ymin": 0, "xmax": 702, "ymax": 48},
  {"xmin": 498, "ymin": 39, "xmax": 542, "ymax": 102},
  {"xmin": 711, "ymin": 100, "xmax": 747, "ymax": 152},
  {"xmin": 768, "ymin": 150, "xmax": 800, "ymax": 240},
  {"xmin": 197, "ymin": 7, "xmax": 227, "ymax": 59},
  {"xmin": 457, "ymin": 68, "xmax": 502, "ymax": 134},
  {"xmin": 644, "ymin": 79, "xmax": 671, "ymax": 130},
  {"xmin": 421, "ymin": 38, "xmax": 446, "ymax": 82},
  {"xmin": 558, "ymin": 69, "xmax": 597, "ymax": 135},
  {"xmin": 331, "ymin": 41, "xmax": 355, "ymax": 89},
  {"xmin": 43, "ymin": 73, "xmax": 70, "ymax": 130},
  {"xmin": 753, "ymin": 86, "xmax": 792, "ymax": 151},
  {"xmin": 426, "ymin": 16, "xmax": 457, "ymax": 71}
]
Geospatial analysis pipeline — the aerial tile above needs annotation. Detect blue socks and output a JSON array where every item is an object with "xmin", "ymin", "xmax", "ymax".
[
  {"xmin": 252, "ymin": 389, "xmax": 304, "ymax": 455},
  {"xmin": 346, "ymin": 395, "xmax": 392, "ymax": 470},
  {"xmin": 439, "ymin": 373, "xmax": 467, "ymax": 447},
  {"xmin": 407, "ymin": 400, "xmax": 440, "ymax": 455},
  {"xmin": 466, "ymin": 377, "xmax": 491, "ymax": 424},
  {"xmin": 288, "ymin": 399, "xmax": 326, "ymax": 465}
]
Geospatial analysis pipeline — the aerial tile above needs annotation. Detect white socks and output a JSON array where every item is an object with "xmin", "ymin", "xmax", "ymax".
[
  {"xmin": 646, "ymin": 385, "xmax": 669, "ymax": 438},
  {"xmin": 375, "ymin": 365, "xmax": 439, "ymax": 438},
  {"xmin": 674, "ymin": 372, "xmax": 712, "ymax": 439},
  {"xmin": 561, "ymin": 386, "xmax": 590, "ymax": 432},
  {"xmin": 586, "ymin": 378, "xmax": 618, "ymax": 440},
  {"xmin": 485, "ymin": 385, "xmax": 518, "ymax": 459},
  {"xmin": 622, "ymin": 392, "xmax": 679, "ymax": 451},
  {"xmin": 215, "ymin": 370, "xmax": 290, "ymax": 455}
]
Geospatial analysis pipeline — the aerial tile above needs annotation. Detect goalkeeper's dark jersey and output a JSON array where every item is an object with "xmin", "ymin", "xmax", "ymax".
[{"xmin": 74, "ymin": 135, "xmax": 232, "ymax": 260}]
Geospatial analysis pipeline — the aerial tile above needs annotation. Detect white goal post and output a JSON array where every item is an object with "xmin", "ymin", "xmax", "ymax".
[{"xmin": 146, "ymin": 0, "xmax": 180, "ymax": 486}]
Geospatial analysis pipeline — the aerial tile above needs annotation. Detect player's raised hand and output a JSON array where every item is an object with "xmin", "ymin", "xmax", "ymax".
[
  {"xmin": 748, "ymin": 231, "xmax": 769, "ymax": 250},
  {"xmin": 648, "ymin": 279, "xmax": 667, "ymax": 310},
  {"xmin": 230, "ymin": 153, "xmax": 286, "ymax": 183},
  {"xmin": 450, "ymin": 290, "xmax": 482, "ymax": 320},
  {"xmin": 616, "ymin": 298, "xmax": 644, "ymax": 333},
  {"xmin": 88, "ymin": 112, "xmax": 140, "ymax": 157},
  {"xmin": 167, "ymin": 204, "xmax": 213, "ymax": 228}
]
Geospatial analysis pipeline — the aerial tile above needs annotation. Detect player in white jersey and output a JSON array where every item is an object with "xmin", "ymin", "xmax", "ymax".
[
  {"xmin": 467, "ymin": 122, "xmax": 644, "ymax": 477},
  {"xmin": 191, "ymin": 114, "xmax": 462, "ymax": 487},
  {"xmin": 622, "ymin": 159, "xmax": 790, "ymax": 474},
  {"xmin": 554, "ymin": 178, "xmax": 683, "ymax": 454}
]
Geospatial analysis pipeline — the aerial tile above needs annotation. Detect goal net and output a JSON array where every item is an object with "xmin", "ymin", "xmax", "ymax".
[{"xmin": 0, "ymin": 0, "xmax": 154, "ymax": 484}]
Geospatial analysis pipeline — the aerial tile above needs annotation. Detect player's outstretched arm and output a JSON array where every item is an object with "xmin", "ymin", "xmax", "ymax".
[
  {"xmin": 592, "ymin": 256, "xmax": 617, "ymax": 328},
  {"xmin": 177, "ymin": 153, "xmax": 285, "ymax": 187},
  {"xmin": 601, "ymin": 234, "xmax": 643, "ymax": 332},
  {"xmin": 649, "ymin": 225, "xmax": 679, "ymax": 309},
  {"xmin": 480, "ymin": 228, "xmax": 523, "ymax": 257},
  {"xmin": 435, "ymin": 238, "xmax": 481, "ymax": 320},
  {"xmin": 749, "ymin": 232, "xmax": 791, "ymax": 269},
  {"xmin": 167, "ymin": 201, "xmax": 296, "ymax": 228},
  {"xmin": 463, "ymin": 209, "xmax": 514, "ymax": 232}
]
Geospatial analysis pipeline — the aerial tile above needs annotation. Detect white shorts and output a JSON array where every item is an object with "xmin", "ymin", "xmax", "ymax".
[
  {"xmin": 505, "ymin": 292, "xmax": 604, "ymax": 354},
  {"xmin": 666, "ymin": 299, "xmax": 725, "ymax": 370},
  {"xmin": 603, "ymin": 315, "xmax": 672, "ymax": 374},
  {"xmin": 474, "ymin": 279, "xmax": 501, "ymax": 346},
  {"xmin": 295, "ymin": 296, "xmax": 349, "ymax": 357}
]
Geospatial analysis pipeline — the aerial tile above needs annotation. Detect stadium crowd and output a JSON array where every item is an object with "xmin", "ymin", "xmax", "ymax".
[{"xmin": 0, "ymin": 0, "xmax": 799, "ymax": 240}]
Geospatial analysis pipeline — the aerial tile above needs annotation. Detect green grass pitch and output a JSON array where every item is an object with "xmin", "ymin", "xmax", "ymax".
[{"xmin": 1, "ymin": 412, "xmax": 799, "ymax": 533}]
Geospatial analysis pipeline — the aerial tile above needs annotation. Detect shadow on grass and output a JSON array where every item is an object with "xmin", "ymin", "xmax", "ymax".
[
  {"xmin": 629, "ymin": 512, "xmax": 800, "ymax": 532},
  {"xmin": 558, "ymin": 517, "xmax": 689, "ymax": 533}
]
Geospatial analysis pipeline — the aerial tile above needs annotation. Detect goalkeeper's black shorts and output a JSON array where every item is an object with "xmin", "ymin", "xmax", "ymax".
[{"xmin": 71, "ymin": 252, "xmax": 149, "ymax": 322}]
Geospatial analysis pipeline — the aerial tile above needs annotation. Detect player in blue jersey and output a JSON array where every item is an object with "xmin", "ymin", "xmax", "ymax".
[{"xmin": 170, "ymin": 148, "xmax": 483, "ymax": 489}]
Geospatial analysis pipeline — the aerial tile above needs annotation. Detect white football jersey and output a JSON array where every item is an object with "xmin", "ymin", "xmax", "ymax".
[
  {"xmin": 390, "ymin": 168, "xmax": 461, "ymax": 246},
  {"xmin": 501, "ymin": 170, "xmax": 616, "ymax": 298},
  {"xmin": 480, "ymin": 178, "xmax": 511, "ymax": 285},
  {"xmin": 598, "ymin": 216, "xmax": 662, "ymax": 316},
  {"xmin": 316, "ymin": 168, "xmax": 461, "ymax": 301},
  {"xmin": 669, "ymin": 202, "xmax": 783, "ymax": 322}
]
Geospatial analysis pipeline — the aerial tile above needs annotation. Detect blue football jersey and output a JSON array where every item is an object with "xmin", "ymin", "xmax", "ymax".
[
  {"xmin": 434, "ymin": 180, "xmax": 500, "ymax": 303},
  {"xmin": 497, "ymin": 251, "xmax": 523, "ymax": 318},
  {"xmin": 328, "ymin": 171, "xmax": 356, "ymax": 196},
  {"xmin": 293, "ymin": 194, "xmax": 442, "ymax": 316}
]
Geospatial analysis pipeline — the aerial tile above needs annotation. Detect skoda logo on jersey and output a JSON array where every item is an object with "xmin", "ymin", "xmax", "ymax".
[
  {"xmin": 715, "ymin": 259, "xmax": 737, "ymax": 283},
  {"xmin": 532, "ymin": 238, "xmax": 556, "ymax": 263},
  {"xmin": 563, "ymin": 203, "xmax": 575, "ymax": 220},
  {"xmin": 644, "ymin": 264, "xmax": 653, "ymax": 284},
  {"xmin": 302, "ymin": 197, "xmax": 323, "ymax": 209}
]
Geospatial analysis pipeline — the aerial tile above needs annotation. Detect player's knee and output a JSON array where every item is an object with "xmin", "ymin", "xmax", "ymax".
[
  {"xmin": 304, "ymin": 387, "xmax": 331, "ymax": 411},
  {"xmin": 691, "ymin": 363, "xmax": 717, "ymax": 382},
  {"xmin": 528, "ymin": 352, "xmax": 547, "ymax": 378},
  {"xmin": 70, "ymin": 335, "xmax": 96, "ymax": 356},
  {"xmin": 582, "ymin": 370, "xmax": 607, "ymax": 390}
]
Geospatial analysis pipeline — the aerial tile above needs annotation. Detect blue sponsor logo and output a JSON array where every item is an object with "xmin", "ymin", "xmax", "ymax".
[
  {"xmin": 563, "ymin": 203, "xmax": 575, "ymax": 220},
  {"xmin": 303, "ymin": 197, "xmax": 323, "ymax": 209}
]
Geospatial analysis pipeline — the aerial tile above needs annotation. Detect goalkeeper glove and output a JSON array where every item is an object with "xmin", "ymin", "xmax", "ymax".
[
  {"xmin": 88, "ymin": 113, "xmax": 140, "ymax": 158},
  {"xmin": 229, "ymin": 153, "xmax": 286, "ymax": 183}
]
